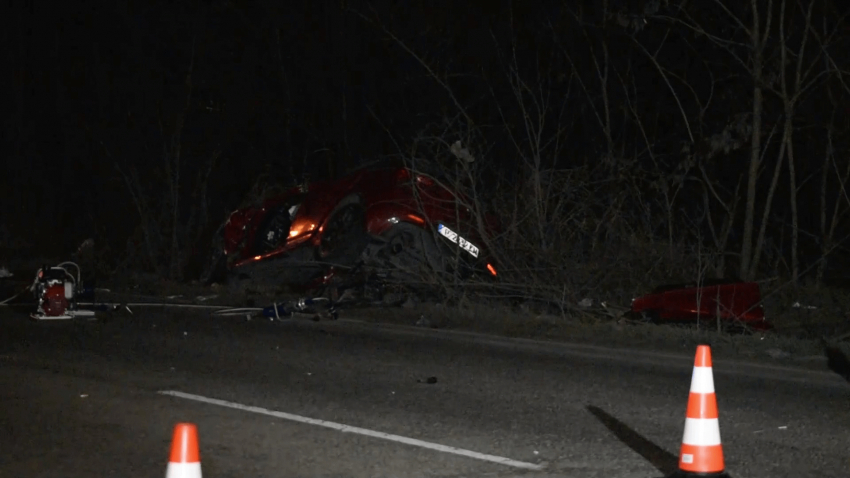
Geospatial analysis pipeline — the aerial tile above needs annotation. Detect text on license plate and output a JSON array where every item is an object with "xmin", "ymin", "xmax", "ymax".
[{"xmin": 437, "ymin": 224, "xmax": 479, "ymax": 258}]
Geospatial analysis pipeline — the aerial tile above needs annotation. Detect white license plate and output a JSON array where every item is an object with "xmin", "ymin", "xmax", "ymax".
[{"xmin": 437, "ymin": 224, "xmax": 479, "ymax": 258}]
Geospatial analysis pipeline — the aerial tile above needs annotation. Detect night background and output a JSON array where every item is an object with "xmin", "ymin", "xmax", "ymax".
[
  {"xmin": 4, "ymin": 0, "xmax": 850, "ymax": 298},
  {"xmin": 3, "ymin": 2, "xmax": 850, "ymax": 475}
]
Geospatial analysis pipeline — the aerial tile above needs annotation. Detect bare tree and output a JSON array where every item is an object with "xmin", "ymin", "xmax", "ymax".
[
  {"xmin": 697, "ymin": 163, "xmax": 744, "ymax": 277},
  {"xmin": 163, "ymin": 35, "xmax": 196, "ymax": 280},
  {"xmin": 663, "ymin": 0, "xmax": 835, "ymax": 280},
  {"xmin": 659, "ymin": 0, "xmax": 775, "ymax": 279},
  {"xmin": 774, "ymin": 0, "xmax": 820, "ymax": 282},
  {"xmin": 101, "ymin": 4, "xmax": 226, "ymax": 280},
  {"xmin": 668, "ymin": 0, "xmax": 777, "ymax": 280},
  {"xmin": 814, "ymin": 11, "xmax": 850, "ymax": 284},
  {"xmin": 738, "ymin": 0, "xmax": 772, "ymax": 280},
  {"xmin": 817, "ymin": 124, "xmax": 850, "ymax": 285}
]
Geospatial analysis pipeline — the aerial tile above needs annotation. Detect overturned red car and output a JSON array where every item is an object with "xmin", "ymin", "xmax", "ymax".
[
  {"xmin": 629, "ymin": 279, "xmax": 773, "ymax": 332},
  {"xmin": 206, "ymin": 166, "xmax": 498, "ymax": 291}
]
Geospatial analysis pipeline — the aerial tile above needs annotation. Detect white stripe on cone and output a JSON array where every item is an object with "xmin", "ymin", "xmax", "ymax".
[
  {"xmin": 689, "ymin": 367, "xmax": 715, "ymax": 394},
  {"xmin": 166, "ymin": 462, "xmax": 202, "ymax": 478},
  {"xmin": 682, "ymin": 417, "xmax": 722, "ymax": 446}
]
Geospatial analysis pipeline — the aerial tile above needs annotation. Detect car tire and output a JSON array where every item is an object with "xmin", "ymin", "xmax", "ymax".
[
  {"xmin": 373, "ymin": 222, "xmax": 448, "ymax": 280},
  {"xmin": 316, "ymin": 198, "xmax": 370, "ymax": 269},
  {"xmin": 254, "ymin": 205, "xmax": 294, "ymax": 255}
]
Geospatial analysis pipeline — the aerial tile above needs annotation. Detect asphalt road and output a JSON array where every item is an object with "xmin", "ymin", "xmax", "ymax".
[{"xmin": 0, "ymin": 306, "xmax": 847, "ymax": 478}]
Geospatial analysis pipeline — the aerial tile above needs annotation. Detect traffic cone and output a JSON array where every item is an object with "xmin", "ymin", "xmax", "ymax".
[
  {"xmin": 166, "ymin": 423, "xmax": 202, "ymax": 478},
  {"xmin": 668, "ymin": 345, "xmax": 731, "ymax": 478}
]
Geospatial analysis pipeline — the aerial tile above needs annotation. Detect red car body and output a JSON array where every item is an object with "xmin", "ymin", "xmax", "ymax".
[
  {"xmin": 630, "ymin": 280, "xmax": 773, "ymax": 332},
  {"xmin": 219, "ymin": 166, "xmax": 496, "ymax": 288}
]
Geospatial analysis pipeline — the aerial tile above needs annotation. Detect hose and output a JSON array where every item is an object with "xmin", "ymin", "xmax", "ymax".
[
  {"xmin": 55, "ymin": 262, "xmax": 81, "ymax": 285},
  {"xmin": 76, "ymin": 302, "xmax": 240, "ymax": 316},
  {"xmin": 2, "ymin": 262, "xmax": 339, "ymax": 322},
  {"xmin": 211, "ymin": 297, "xmax": 334, "ymax": 321},
  {"xmin": 122, "ymin": 302, "xmax": 233, "ymax": 309},
  {"xmin": 210, "ymin": 307, "xmax": 265, "ymax": 317},
  {"xmin": 0, "ymin": 287, "xmax": 28, "ymax": 305}
]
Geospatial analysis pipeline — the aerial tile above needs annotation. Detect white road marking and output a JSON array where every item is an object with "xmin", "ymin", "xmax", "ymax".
[{"xmin": 158, "ymin": 390, "xmax": 544, "ymax": 471}]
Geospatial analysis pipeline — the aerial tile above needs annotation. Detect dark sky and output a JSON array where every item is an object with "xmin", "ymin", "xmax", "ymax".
[{"xmin": 1, "ymin": 0, "xmax": 562, "ymax": 245}]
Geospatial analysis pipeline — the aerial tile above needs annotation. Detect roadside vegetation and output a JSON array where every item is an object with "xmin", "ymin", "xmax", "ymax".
[{"xmin": 3, "ymin": 0, "xmax": 850, "ymax": 364}]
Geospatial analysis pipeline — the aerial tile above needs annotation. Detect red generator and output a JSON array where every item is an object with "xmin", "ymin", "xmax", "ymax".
[{"xmin": 30, "ymin": 263, "xmax": 95, "ymax": 321}]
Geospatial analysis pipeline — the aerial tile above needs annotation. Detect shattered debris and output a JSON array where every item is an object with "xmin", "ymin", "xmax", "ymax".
[
  {"xmin": 791, "ymin": 301, "xmax": 817, "ymax": 310},
  {"xmin": 415, "ymin": 315, "xmax": 438, "ymax": 328},
  {"xmin": 765, "ymin": 348, "xmax": 791, "ymax": 359},
  {"xmin": 450, "ymin": 140, "xmax": 475, "ymax": 163}
]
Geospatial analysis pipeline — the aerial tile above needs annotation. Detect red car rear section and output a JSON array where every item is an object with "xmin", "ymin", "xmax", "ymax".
[
  {"xmin": 629, "ymin": 280, "xmax": 773, "ymax": 332},
  {"xmin": 218, "ymin": 166, "xmax": 497, "ymax": 288}
]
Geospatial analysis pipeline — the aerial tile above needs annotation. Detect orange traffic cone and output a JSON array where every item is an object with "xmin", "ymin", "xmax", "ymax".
[
  {"xmin": 668, "ymin": 345, "xmax": 731, "ymax": 478},
  {"xmin": 166, "ymin": 423, "xmax": 202, "ymax": 478}
]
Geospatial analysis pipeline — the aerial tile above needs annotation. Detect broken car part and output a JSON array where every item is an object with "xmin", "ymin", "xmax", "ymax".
[{"xmin": 629, "ymin": 279, "xmax": 773, "ymax": 332}]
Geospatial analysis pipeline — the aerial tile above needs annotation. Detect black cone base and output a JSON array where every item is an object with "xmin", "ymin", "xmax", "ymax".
[{"xmin": 665, "ymin": 470, "xmax": 731, "ymax": 478}]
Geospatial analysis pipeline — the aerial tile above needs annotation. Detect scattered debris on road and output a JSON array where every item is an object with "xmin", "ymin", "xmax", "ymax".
[
  {"xmin": 792, "ymin": 301, "xmax": 818, "ymax": 310},
  {"xmin": 415, "ymin": 315, "xmax": 433, "ymax": 328}
]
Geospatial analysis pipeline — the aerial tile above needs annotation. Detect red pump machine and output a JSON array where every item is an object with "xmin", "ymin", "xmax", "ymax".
[{"xmin": 30, "ymin": 262, "xmax": 96, "ymax": 320}]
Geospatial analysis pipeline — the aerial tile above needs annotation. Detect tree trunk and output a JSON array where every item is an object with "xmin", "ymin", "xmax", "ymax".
[
  {"xmin": 817, "ymin": 132, "xmax": 829, "ymax": 286},
  {"xmin": 169, "ymin": 36, "xmax": 196, "ymax": 280},
  {"xmin": 740, "ymin": 84, "xmax": 762, "ymax": 280},
  {"xmin": 741, "ymin": 0, "xmax": 770, "ymax": 281},
  {"xmin": 749, "ymin": 130, "xmax": 785, "ymax": 279},
  {"xmin": 786, "ymin": 124, "xmax": 799, "ymax": 283},
  {"xmin": 817, "ymin": 128, "xmax": 850, "ymax": 287}
]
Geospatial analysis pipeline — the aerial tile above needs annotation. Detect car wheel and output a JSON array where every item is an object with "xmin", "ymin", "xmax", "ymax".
[
  {"xmin": 373, "ymin": 222, "xmax": 447, "ymax": 280},
  {"xmin": 254, "ymin": 206, "xmax": 293, "ymax": 255},
  {"xmin": 317, "ymin": 200, "xmax": 370, "ymax": 269}
]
